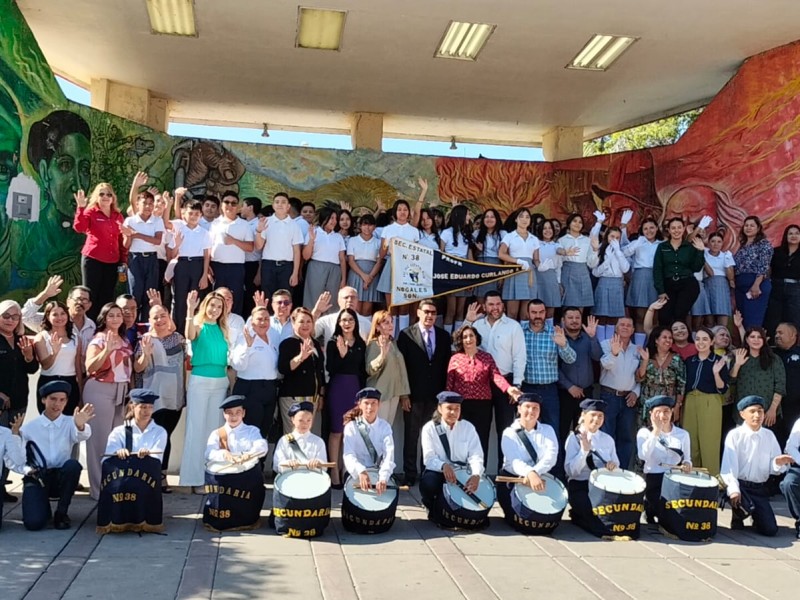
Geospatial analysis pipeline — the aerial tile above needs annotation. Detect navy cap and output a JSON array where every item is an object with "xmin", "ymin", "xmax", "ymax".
[
  {"xmin": 517, "ymin": 393, "xmax": 543, "ymax": 405},
  {"xmin": 220, "ymin": 395, "xmax": 246, "ymax": 410},
  {"xmin": 579, "ymin": 398, "xmax": 607, "ymax": 413},
  {"xmin": 645, "ymin": 395, "xmax": 676, "ymax": 411},
  {"xmin": 38, "ymin": 380, "xmax": 71, "ymax": 399},
  {"xmin": 737, "ymin": 395, "xmax": 766, "ymax": 412},
  {"xmin": 437, "ymin": 391, "xmax": 463, "ymax": 405},
  {"xmin": 356, "ymin": 387, "xmax": 382, "ymax": 402},
  {"xmin": 288, "ymin": 401, "xmax": 315, "ymax": 417},
  {"xmin": 129, "ymin": 388, "xmax": 159, "ymax": 404}
]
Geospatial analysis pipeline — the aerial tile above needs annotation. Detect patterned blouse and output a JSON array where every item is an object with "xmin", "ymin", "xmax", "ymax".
[
  {"xmin": 637, "ymin": 353, "xmax": 686, "ymax": 420},
  {"xmin": 87, "ymin": 332, "xmax": 132, "ymax": 383},
  {"xmin": 733, "ymin": 238, "xmax": 773, "ymax": 276},
  {"xmin": 447, "ymin": 350, "xmax": 510, "ymax": 400},
  {"xmin": 732, "ymin": 354, "xmax": 786, "ymax": 411}
]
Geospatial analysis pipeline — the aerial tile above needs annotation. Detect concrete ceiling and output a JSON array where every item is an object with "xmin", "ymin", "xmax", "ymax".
[{"xmin": 16, "ymin": 0, "xmax": 800, "ymax": 145}]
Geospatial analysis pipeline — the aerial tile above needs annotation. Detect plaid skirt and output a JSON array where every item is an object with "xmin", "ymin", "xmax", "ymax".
[
  {"xmin": 593, "ymin": 276, "xmax": 626, "ymax": 317},
  {"xmin": 473, "ymin": 257, "xmax": 502, "ymax": 299},
  {"xmin": 534, "ymin": 269, "xmax": 561, "ymax": 307},
  {"xmin": 705, "ymin": 275, "xmax": 732, "ymax": 315},
  {"xmin": 626, "ymin": 267, "xmax": 658, "ymax": 308},
  {"xmin": 562, "ymin": 261, "xmax": 594, "ymax": 307},
  {"xmin": 502, "ymin": 257, "xmax": 536, "ymax": 300},
  {"xmin": 347, "ymin": 259, "xmax": 382, "ymax": 302},
  {"xmin": 691, "ymin": 279, "xmax": 711, "ymax": 316}
]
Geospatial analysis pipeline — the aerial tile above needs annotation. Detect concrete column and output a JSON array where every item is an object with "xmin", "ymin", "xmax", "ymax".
[
  {"xmin": 542, "ymin": 126, "xmax": 584, "ymax": 161},
  {"xmin": 90, "ymin": 78, "xmax": 168, "ymax": 132},
  {"xmin": 350, "ymin": 112, "xmax": 383, "ymax": 151}
]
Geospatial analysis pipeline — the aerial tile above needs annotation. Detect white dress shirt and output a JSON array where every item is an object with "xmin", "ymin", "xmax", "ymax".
[
  {"xmin": 347, "ymin": 235, "xmax": 381, "ymax": 261},
  {"xmin": 704, "ymin": 250, "xmax": 736, "ymax": 276},
  {"xmin": 244, "ymin": 217, "xmax": 262, "ymax": 262},
  {"xmin": 227, "ymin": 313, "xmax": 245, "ymax": 347},
  {"xmin": 210, "ymin": 216, "xmax": 254, "ymax": 263},
  {"xmin": 19, "ymin": 414, "xmax": 91, "ymax": 471},
  {"xmin": 501, "ymin": 230, "xmax": 540, "ymax": 259},
  {"xmin": 421, "ymin": 419, "xmax": 484, "ymax": 476},
  {"xmin": 315, "ymin": 312, "xmax": 371, "ymax": 346},
  {"xmin": 343, "ymin": 417, "xmax": 395, "ymax": 483},
  {"xmin": 170, "ymin": 221, "xmax": 212, "ymax": 257},
  {"xmin": 262, "ymin": 215, "xmax": 304, "ymax": 261},
  {"xmin": 591, "ymin": 240, "xmax": 630, "ymax": 278},
  {"xmin": 501, "ymin": 420, "xmax": 557, "ymax": 477},
  {"xmin": 380, "ymin": 223, "xmax": 420, "ymax": 254},
  {"xmin": 621, "ymin": 233, "xmax": 662, "ymax": 269},
  {"xmin": 273, "ymin": 430, "xmax": 328, "ymax": 473},
  {"xmin": 636, "ymin": 426, "xmax": 691, "ymax": 474},
  {"xmin": 471, "ymin": 315, "xmax": 526, "ymax": 385},
  {"xmin": 124, "ymin": 214, "xmax": 165, "ymax": 253},
  {"xmin": 599, "ymin": 339, "xmax": 642, "ymax": 396},
  {"xmin": 206, "ymin": 422, "xmax": 268, "ymax": 462},
  {"xmin": 564, "ymin": 427, "xmax": 619, "ymax": 481},
  {"xmin": 230, "ymin": 329, "xmax": 280, "ymax": 380},
  {"xmin": 559, "ymin": 233, "xmax": 599, "ymax": 267},
  {"xmin": 440, "ymin": 229, "xmax": 470, "ymax": 258},
  {"xmin": 785, "ymin": 417, "xmax": 800, "ymax": 465},
  {"xmin": 0, "ymin": 428, "xmax": 25, "ymax": 473},
  {"xmin": 307, "ymin": 227, "xmax": 346, "ymax": 264},
  {"xmin": 104, "ymin": 420, "xmax": 168, "ymax": 463},
  {"xmin": 721, "ymin": 424, "xmax": 787, "ymax": 496}
]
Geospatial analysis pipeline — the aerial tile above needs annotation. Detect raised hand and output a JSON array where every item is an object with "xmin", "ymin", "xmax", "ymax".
[
  {"xmin": 313, "ymin": 291, "xmax": 332, "ymax": 316},
  {"xmin": 691, "ymin": 236, "xmax": 705, "ymax": 251},
  {"xmin": 253, "ymin": 291, "xmax": 267, "ymax": 308},
  {"xmin": 465, "ymin": 301, "xmax": 481, "ymax": 323},
  {"xmin": 50, "ymin": 332, "xmax": 64, "ymax": 355},
  {"xmin": 698, "ymin": 215, "xmax": 713, "ymax": 230},
  {"xmin": 620, "ymin": 209, "xmax": 634, "ymax": 225},
  {"xmin": 418, "ymin": 177, "xmax": 429, "ymax": 194},
  {"xmin": 243, "ymin": 327, "xmax": 255, "ymax": 348},
  {"xmin": 256, "ymin": 215, "xmax": 269, "ymax": 234},
  {"xmin": 186, "ymin": 290, "xmax": 200, "ymax": 312},
  {"xmin": 733, "ymin": 310, "xmax": 744, "ymax": 329},
  {"xmin": 336, "ymin": 335, "xmax": 348, "ymax": 358},
  {"xmin": 339, "ymin": 200, "xmax": 352, "ymax": 213},
  {"xmin": 577, "ymin": 430, "xmax": 591, "ymax": 451},
  {"xmin": 650, "ymin": 297, "xmax": 668, "ymax": 311},
  {"xmin": 609, "ymin": 333, "xmax": 623, "ymax": 356},
  {"xmin": 377, "ymin": 334, "xmax": 390, "ymax": 357},
  {"xmin": 175, "ymin": 186, "xmax": 188, "ymax": 198},
  {"xmin": 105, "ymin": 330, "xmax": 122, "ymax": 352},
  {"xmin": 10, "ymin": 412, "xmax": 24, "ymax": 435},
  {"xmin": 74, "ymin": 190, "xmax": 87, "ymax": 208},
  {"xmin": 307, "ymin": 227, "xmax": 317, "ymax": 242},
  {"xmin": 637, "ymin": 346, "xmax": 650, "ymax": 362},
  {"xmin": 18, "ymin": 336, "xmax": 34, "ymax": 361},
  {"xmin": 583, "ymin": 314, "xmax": 598, "ymax": 338},
  {"xmin": 133, "ymin": 171, "xmax": 149, "ymax": 188},
  {"xmin": 552, "ymin": 325, "xmax": 567, "ymax": 348},
  {"xmin": 172, "ymin": 230, "xmax": 184, "ymax": 249},
  {"xmin": 42, "ymin": 275, "xmax": 63, "ymax": 300},
  {"xmin": 146, "ymin": 288, "xmax": 163, "ymax": 307},
  {"xmin": 733, "ymin": 347, "xmax": 749, "ymax": 367},
  {"xmin": 713, "ymin": 354, "xmax": 730, "ymax": 374},
  {"xmin": 592, "ymin": 210, "xmax": 606, "ymax": 224},
  {"xmin": 300, "ymin": 338, "xmax": 314, "ymax": 360},
  {"xmin": 140, "ymin": 333, "xmax": 154, "ymax": 356},
  {"xmin": 74, "ymin": 403, "xmax": 96, "ymax": 429}
]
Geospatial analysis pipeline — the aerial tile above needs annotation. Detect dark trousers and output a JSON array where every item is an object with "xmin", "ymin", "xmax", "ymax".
[
  {"xmin": 243, "ymin": 261, "xmax": 260, "ymax": 316},
  {"xmin": 158, "ymin": 259, "xmax": 171, "ymax": 311},
  {"xmin": 1, "ymin": 407, "xmax": 25, "ymax": 497},
  {"xmin": 644, "ymin": 472, "xmax": 665, "ymax": 521},
  {"xmin": 736, "ymin": 480, "xmax": 778, "ymax": 536},
  {"xmin": 781, "ymin": 466, "xmax": 800, "ymax": 531},
  {"xmin": 460, "ymin": 399, "xmax": 493, "ymax": 467},
  {"xmin": 660, "ymin": 276, "xmax": 700, "ymax": 325},
  {"xmin": 521, "ymin": 382, "xmax": 563, "ymax": 478},
  {"xmin": 735, "ymin": 274, "xmax": 772, "ymax": 329},
  {"xmin": 212, "ymin": 261, "xmax": 245, "ymax": 315},
  {"xmin": 419, "ymin": 469, "xmax": 445, "ymax": 511},
  {"xmin": 764, "ymin": 280, "xmax": 800, "ymax": 338},
  {"xmin": 172, "ymin": 257, "xmax": 205, "ymax": 330},
  {"xmin": 600, "ymin": 390, "xmax": 636, "ymax": 469},
  {"xmin": 233, "ymin": 378, "xmax": 278, "ymax": 441},
  {"xmin": 22, "ymin": 460, "xmax": 82, "ymax": 530},
  {"xmin": 261, "ymin": 259, "xmax": 294, "ymax": 299},
  {"xmin": 567, "ymin": 479, "xmax": 605, "ymax": 538},
  {"xmin": 128, "ymin": 253, "xmax": 159, "ymax": 322},
  {"xmin": 292, "ymin": 261, "xmax": 308, "ymax": 309},
  {"xmin": 558, "ymin": 386, "xmax": 591, "ymax": 473},
  {"xmin": 152, "ymin": 408, "xmax": 183, "ymax": 469},
  {"xmin": 492, "ymin": 375, "xmax": 517, "ymax": 472},
  {"xmin": 403, "ymin": 396, "xmax": 438, "ymax": 478},
  {"xmin": 82, "ymin": 255, "xmax": 118, "ymax": 321}
]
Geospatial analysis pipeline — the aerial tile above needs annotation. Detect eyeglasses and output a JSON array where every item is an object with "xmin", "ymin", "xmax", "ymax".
[
  {"xmin": 69, "ymin": 297, "xmax": 89, "ymax": 304},
  {"xmin": 222, "ymin": 200, "xmax": 239, "ymax": 206},
  {"xmin": 339, "ymin": 318, "xmax": 355, "ymax": 324},
  {"xmin": 273, "ymin": 300, "xmax": 292, "ymax": 306},
  {"xmin": 98, "ymin": 192, "xmax": 113, "ymax": 197},
  {"xmin": 420, "ymin": 309, "xmax": 437, "ymax": 315},
  {"xmin": 1, "ymin": 313, "xmax": 21, "ymax": 321}
]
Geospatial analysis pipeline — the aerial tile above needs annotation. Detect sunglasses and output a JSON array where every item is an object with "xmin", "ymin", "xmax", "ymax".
[
  {"xmin": 420, "ymin": 309, "xmax": 437, "ymax": 315},
  {"xmin": 222, "ymin": 200, "xmax": 239, "ymax": 206},
  {"xmin": 273, "ymin": 300, "xmax": 292, "ymax": 306},
  {"xmin": 1, "ymin": 313, "xmax": 20, "ymax": 320}
]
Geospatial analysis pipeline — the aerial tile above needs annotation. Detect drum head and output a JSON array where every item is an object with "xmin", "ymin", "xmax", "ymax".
[
  {"xmin": 448, "ymin": 469, "xmax": 496, "ymax": 510},
  {"xmin": 345, "ymin": 468, "xmax": 397, "ymax": 510},
  {"xmin": 275, "ymin": 470, "xmax": 331, "ymax": 499},
  {"xmin": 205, "ymin": 456, "xmax": 260, "ymax": 475},
  {"xmin": 514, "ymin": 474, "xmax": 568, "ymax": 515},
  {"xmin": 590, "ymin": 468, "xmax": 646, "ymax": 494},
  {"xmin": 664, "ymin": 470, "xmax": 718, "ymax": 488}
]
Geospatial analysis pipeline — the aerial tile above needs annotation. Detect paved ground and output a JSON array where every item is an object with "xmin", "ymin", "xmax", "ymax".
[{"xmin": 3, "ymin": 471, "xmax": 800, "ymax": 600}]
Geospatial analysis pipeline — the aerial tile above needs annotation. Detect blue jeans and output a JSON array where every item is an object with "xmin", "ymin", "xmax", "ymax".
[
  {"xmin": 735, "ymin": 273, "xmax": 772, "ymax": 329},
  {"xmin": 599, "ymin": 390, "xmax": 636, "ymax": 469}
]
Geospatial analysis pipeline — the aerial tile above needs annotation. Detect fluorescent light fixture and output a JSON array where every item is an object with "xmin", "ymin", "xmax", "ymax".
[
  {"xmin": 435, "ymin": 21, "xmax": 496, "ymax": 61},
  {"xmin": 296, "ymin": 7, "xmax": 347, "ymax": 51},
  {"xmin": 567, "ymin": 34, "xmax": 638, "ymax": 71},
  {"xmin": 145, "ymin": 0, "xmax": 197, "ymax": 37}
]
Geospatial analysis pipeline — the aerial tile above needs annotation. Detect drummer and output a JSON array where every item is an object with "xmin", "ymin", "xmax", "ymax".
[
  {"xmin": 499, "ymin": 393, "xmax": 558, "ymax": 490},
  {"xmin": 564, "ymin": 398, "xmax": 619, "ymax": 536},
  {"xmin": 273, "ymin": 401, "xmax": 327, "ymax": 473},
  {"xmin": 342, "ymin": 387, "xmax": 396, "ymax": 494},
  {"xmin": 636, "ymin": 395, "xmax": 691, "ymax": 525},
  {"xmin": 419, "ymin": 391, "xmax": 484, "ymax": 517},
  {"xmin": 104, "ymin": 389, "xmax": 167, "ymax": 462},
  {"xmin": 721, "ymin": 395, "xmax": 794, "ymax": 536},
  {"xmin": 206, "ymin": 395, "xmax": 268, "ymax": 467}
]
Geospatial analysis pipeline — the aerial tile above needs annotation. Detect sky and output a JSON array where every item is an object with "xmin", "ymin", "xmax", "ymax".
[{"xmin": 56, "ymin": 76, "xmax": 545, "ymax": 162}]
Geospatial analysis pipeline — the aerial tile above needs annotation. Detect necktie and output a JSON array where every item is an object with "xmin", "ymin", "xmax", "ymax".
[{"xmin": 425, "ymin": 329, "xmax": 434, "ymax": 360}]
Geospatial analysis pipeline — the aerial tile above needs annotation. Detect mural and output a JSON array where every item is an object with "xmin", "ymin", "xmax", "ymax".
[{"xmin": 3, "ymin": 0, "xmax": 800, "ymax": 302}]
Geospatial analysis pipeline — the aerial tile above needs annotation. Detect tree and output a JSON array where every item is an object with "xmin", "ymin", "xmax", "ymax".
[{"xmin": 584, "ymin": 108, "xmax": 703, "ymax": 156}]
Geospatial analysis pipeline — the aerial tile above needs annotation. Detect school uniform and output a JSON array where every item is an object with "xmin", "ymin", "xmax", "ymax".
[
  {"xmin": 559, "ymin": 234, "xmax": 599, "ymax": 307},
  {"xmin": 535, "ymin": 241, "xmax": 562, "ymax": 307},
  {"xmin": 473, "ymin": 231, "xmax": 503, "ymax": 297},
  {"xmin": 592, "ymin": 240, "xmax": 630, "ymax": 318},
  {"xmin": 243, "ymin": 217, "xmax": 262, "ymax": 315},
  {"xmin": 104, "ymin": 420, "xmax": 168, "ymax": 461},
  {"xmin": 780, "ymin": 417, "xmax": 800, "ymax": 535},
  {"xmin": 170, "ymin": 221, "xmax": 212, "ymax": 328},
  {"xmin": 124, "ymin": 213, "xmax": 165, "ymax": 321},
  {"xmin": 272, "ymin": 430, "xmax": 327, "ymax": 474},
  {"xmin": 704, "ymin": 250, "xmax": 735, "ymax": 316},
  {"xmin": 260, "ymin": 215, "xmax": 304, "ymax": 298},
  {"xmin": 441, "ymin": 228, "xmax": 473, "ymax": 297},
  {"xmin": 377, "ymin": 223, "xmax": 420, "ymax": 294},
  {"xmin": 691, "ymin": 270, "xmax": 711, "ymax": 316},
  {"xmin": 0, "ymin": 427, "xmax": 25, "ymax": 528},
  {"xmin": 303, "ymin": 227, "xmax": 346, "ymax": 310},
  {"xmin": 501, "ymin": 230, "xmax": 540, "ymax": 300},
  {"xmin": 343, "ymin": 416, "xmax": 396, "ymax": 483},
  {"xmin": 210, "ymin": 216, "xmax": 254, "ymax": 315},
  {"xmin": 346, "ymin": 235, "xmax": 382, "ymax": 302},
  {"xmin": 636, "ymin": 425, "xmax": 691, "ymax": 522},
  {"xmin": 621, "ymin": 233, "xmax": 661, "ymax": 308},
  {"xmin": 205, "ymin": 422, "xmax": 268, "ymax": 462}
]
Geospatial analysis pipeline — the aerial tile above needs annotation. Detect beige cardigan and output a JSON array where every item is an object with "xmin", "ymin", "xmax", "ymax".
[{"xmin": 365, "ymin": 339, "xmax": 411, "ymax": 400}]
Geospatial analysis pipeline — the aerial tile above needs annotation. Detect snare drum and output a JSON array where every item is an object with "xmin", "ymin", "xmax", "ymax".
[
  {"xmin": 203, "ymin": 458, "xmax": 266, "ymax": 532},
  {"xmin": 272, "ymin": 469, "xmax": 331, "ymax": 538},
  {"xmin": 498, "ymin": 473, "xmax": 567, "ymax": 535},
  {"xmin": 588, "ymin": 468, "xmax": 646, "ymax": 539},
  {"xmin": 434, "ymin": 468, "xmax": 495, "ymax": 530},
  {"xmin": 659, "ymin": 469, "xmax": 719, "ymax": 541},
  {"xmin": 341, "ymin": 468, "xmax": 399, "ymax": 534},
  {"xmin": 97, "ymin": 455, "xmax": 164, "ymax": 534}
]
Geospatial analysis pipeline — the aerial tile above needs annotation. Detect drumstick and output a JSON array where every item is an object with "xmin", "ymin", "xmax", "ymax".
[
  {"xmin": 660, "ymin": 463, "xmax": 709, "ymax": 473},
  {"xmin": 351, "ymin": 482, "xmax": 410, "ymax": 492},
  {"xmin": 279, "ymin": 461, "xmax": 337, "ymax": 469},
  {"xmin": 102, "ymin": 451, "xmax": 163, "ymax": 457},
  {"xmin": 495, "ymin": 475, "xmax": 527, "ymax": 484}
]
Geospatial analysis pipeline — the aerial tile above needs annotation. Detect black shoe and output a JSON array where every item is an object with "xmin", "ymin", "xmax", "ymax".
[
  {"xmin": 403, "ymin": 474, "xmax": 417, "ymax": 487},
  {"xmin": 731, "ymin": 517, "xmax": 745, "ymax": 531},
  {"xmin": 2, "ymin": 491, "xmax": 17, "ymax": 503},
  {"xmin": 76, "ymin": 483, "xmax": 86, "ymax": 492},
  {"xmin": 332, "ymin": 483, "xmax": 344, "ymax": 491},
  {"xmin": 53, "ymin": 511, "xmax": 71, "ymax": 530},
  {"xmin": 645, "ymin": 512, "xmax": 656, "ymax": 525},
  {"xmin": 796, "ymin": 529, "xmax": 800, "ymax": 540}
]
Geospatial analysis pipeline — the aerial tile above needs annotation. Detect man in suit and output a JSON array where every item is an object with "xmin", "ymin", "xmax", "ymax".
[{"xmin": 397, "ymin": 299, "xmax": 451, "ymax": 486}]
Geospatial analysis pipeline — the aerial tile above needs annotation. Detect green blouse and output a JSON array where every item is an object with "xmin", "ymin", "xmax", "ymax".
[
  {"xmin": 190, "ymin": 323, "xmax": 228, "ymax": 378},
  {"xmin": 732, "ymin": 355, "xmax": 786, "ymax": 411}
]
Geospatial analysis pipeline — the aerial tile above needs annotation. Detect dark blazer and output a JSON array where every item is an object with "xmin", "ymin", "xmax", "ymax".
[
  {"xmin": 397, "ymin": 324, "xmax": 451, "ymax": 404},
  {"xmin": 278, "ymin": 336, "xmax": 326, "ymax": 397}
]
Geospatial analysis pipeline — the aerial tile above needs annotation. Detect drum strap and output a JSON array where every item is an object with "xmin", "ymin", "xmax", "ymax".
[
  {"xmin": 574, "ymin": 431, "xmax": 608, "ymax": 469},
  {"xmin": 286, "ymin": 434, "xmax": 309, "ymax": 462},
  {"xmin": 435, "ymin": 424, "xmax": 466, "ymax": 466},
  {"xmin": 515, "ymin": 429, "xmax": 538, "ymax": 464},
  {"xmin": 657, "ymin": 436, "xmax": 683, "ymax": 461},
  {"xmin": 125, "ymin": 424, "xmax": 133, "ymax": 453},
  {"xmin": 217, "ymin": 427, "xmax": 229, "ymax": 451},
  {"xmin": 355, "ymin": 418, "xmax": 380, "ymax": 467}
]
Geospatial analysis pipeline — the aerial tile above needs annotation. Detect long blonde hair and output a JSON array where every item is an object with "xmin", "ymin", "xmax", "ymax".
[
  {"xmin": 86, "ymin": 182, "xmax": 121, "ymax": 213},
  {"xmin": 368, "ymin": 309, "xmax": 392, "ymax": 343},
  {"xmin": 192, "ymin": 291, "xmax": 230, "ymax": 341}
]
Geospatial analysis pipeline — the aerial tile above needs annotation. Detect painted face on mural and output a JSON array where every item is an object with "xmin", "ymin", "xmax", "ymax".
[{"xmin": 42, "ymin": 132, "xmax": 91, "ymax": 217}]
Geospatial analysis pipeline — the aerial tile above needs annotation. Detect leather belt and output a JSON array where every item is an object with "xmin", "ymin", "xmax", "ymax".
[{"xmin": 600, "ymin": 385, "xmax": 632, "ymax": 397}]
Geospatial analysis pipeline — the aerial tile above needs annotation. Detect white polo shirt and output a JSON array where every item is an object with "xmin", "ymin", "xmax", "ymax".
[
  {"xmin": 347, "ymin": 235, "xmax": 381, "ymax": 262},
  {"xmin": 294, "ymin": 215, "xmax": 310, "ymax": 241},
  {"xmin": 170, "ymin": 221, "xmax": 212, "ymax": 258},
  {"xmin": 380, "ymin": 222, "xmax": 420, "ymax": 254},
  {"xmin": 261, "ymin": 215, "xmax": 304, "ymax": 261},
  {"xmin": 244, "ymin": 217, "xmax": 262, "ymax": 263},
  {"xmin": 307, "ymin": 227, "xmax": 345, "ymax": 264},
  {"xmin": 210, "ymin": 216, "xmax": 254, "ymax": 263},
  {"xmin": 124, "ymin": 213, "xmax": 165, "ymax": 254}
]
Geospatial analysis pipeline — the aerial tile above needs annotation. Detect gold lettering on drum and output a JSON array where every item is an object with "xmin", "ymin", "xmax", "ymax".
[
  {"xmin": 684, "ymin": 521, "xmax": 713, "ymax": 531},
  {"xmin": 663, "ymin": 499, "xmax": 719, "ymax": 510},
  {"xmin": 512, "ymin": 514, "xmax": 558, "ymax": 529},
  {"xmin": 111, "ymin": 492, "xmax": 137, "ymax": 502},
  {"xmin": 272, "ymin": 507, "xmax": 332, "ymax": 518},
  {"xmin": 343, "ymin": 513, "xmax": 394, "ymax": 527},
  {"xmin": 591, "ymin": 502, "xmax": 645, "ymax": 516},
  {"xmin": 203, "ymin": 484, "xmax": 253, "ymax": 499},
  {"xmin": 100, "ymin": 468, "xmax": 158, "ymax": 490}
]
